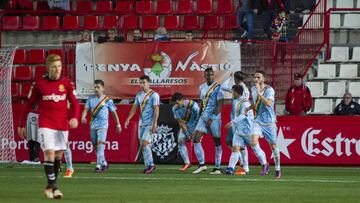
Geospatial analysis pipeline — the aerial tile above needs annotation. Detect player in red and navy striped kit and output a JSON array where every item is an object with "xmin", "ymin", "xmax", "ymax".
[{"xmin": 18, "ymin": 54, "xmax": 80, "ymax": 199}]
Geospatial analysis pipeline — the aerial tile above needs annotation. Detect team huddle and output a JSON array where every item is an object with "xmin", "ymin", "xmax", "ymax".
[{"xmin": 17, "ymin": 54, "xmax": 280, "ymax": 199}]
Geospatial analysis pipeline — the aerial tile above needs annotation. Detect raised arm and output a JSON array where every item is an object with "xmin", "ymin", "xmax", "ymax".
[{"xmin": 18, "ymin": 82, "xmax": 38, "ymax": 138}]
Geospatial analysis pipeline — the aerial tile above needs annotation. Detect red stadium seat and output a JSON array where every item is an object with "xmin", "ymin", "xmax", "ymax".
[
  {"xmin": 76, "ymin": 0, "xmax": 93, "ymax": 11},
  {"xmin": 13, "ymin": 49, "xmax": 27, "ymax": 64},
  {"xmin": 203, "ymin": 16, "xmax": 220, "ymax": 30},
  {"xmin": 20, "ymin": 82, "xmax": 32, "ymax": 98},
  {"xmin": 177, "ymin": 0, "xmax": 193, "ymax": 14},
  {"xmin": 83, "ymin": 16, "xmax": 99, "ymax": 30},
  {"xmin": 66, "ymin": 49, "xmax": 75, "ymax": 64},
  {"xmin": 28, "ymin": 49, "xmax": 46, "ymax": 64},
  {"xmin": 43, "ymin": 16, "xmax": 60, "ymax": 30},
  {"xmin": 34, "ymin": 66, "xmax": 47, "ymax": 79},
  {"xmin": 123, "ymin": 15, "xmax": 139, "ymax": 30},
  {"xmin": 19, "ymin": 0, "xmax": 33, "ymax": 10},
  {"xmin": 164, "ymin": 16, "xmax": 180, "ymax": 30},
  {"xmin": 216, "ymin": 0, "xmax": 234, "ymax": 14},
  {"xmin": 22, "ymin": 16, "xmax": 40, "ymax": 30},
  {"xmin": 196, "ymin": 0, "xmax": 212, "ymax": 14},
  {"xmin": 96, "ymin": 1, "xmax": 113, "ymax": 12},
  {"xmin": 115, "ymin": 1, "xmax": 133, "ymax": 14},
  {"xmin": 156, "ymin": 0, "xmax": 172, "ymax": 14},
  {"xmin": 103, "ymin": 16, "xmax": 120, "ymax": 30},
  {"xmin": 182, "ymin": 16, "xmax": 199, "ymax": 30},
  {"xmin": 2, "ymin": 16, "xmax": 20, "ymax": 31},
  {"xmin": 223, "ymin": 15, "xmax": 239, "ymax": 29},
  {"xmin": 14, "ymin": 66, "xmax": 32, "ymax": 81},
  {"xmin": 48, "ymin": 49, "xmax": 64, "ymax": 60},
  {"xmin": 62, "ymin": 16, "xmax": 80, "ymax": 30},
  {"xmin": 142, "ymin": 16, "xmax": 159, "ymax": 30},
  {"xmin": 135, "ymin": 0, "xmax": 152, "ymax": 15}
]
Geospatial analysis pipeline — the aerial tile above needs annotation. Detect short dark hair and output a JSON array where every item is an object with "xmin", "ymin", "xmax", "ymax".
[
  {"xmin": 139, "ymin": 75, "xmax": 150, "ymax": 82},
  {"xmin": 171, "ymin": 92, "xmax": 183, "ymax": 102},
  {"xmin": 232, "ymin": 85, "xmax": 244, "ymax": 96},
  {"xmin": 185, "ymin": 30, "xmax": 193, "ymax": 34},
  {"xmin": 234, "ymin": 71, "xmax": 245, "ymax": 82},
  {"xmin": 204, "ymin": 67, "xmax": 213, "ymax": 73},
  {"xmin": 94, "ymin": 79, "xmax": 104, "ymax": 87},
  {"xmin": 255, "ymin": 70, "xmax": 266, "ymax": 78}
]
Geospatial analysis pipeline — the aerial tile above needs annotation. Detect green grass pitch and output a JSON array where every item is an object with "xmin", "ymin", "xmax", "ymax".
[{"xmin": 0, "ymin": 164, "xmax": 359, "ymax": 203}]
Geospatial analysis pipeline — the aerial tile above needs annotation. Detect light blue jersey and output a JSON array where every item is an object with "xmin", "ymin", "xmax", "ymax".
[
  {"xmin": 135, "ymin": 89, "xmax": 160, "ymax": 127},
  {"xmin": 172, "ymin": 99, "xmax": 200, "ymax": 130},
  {"xmin": 251, "ymin": 85, "xmax": 277, "ymax": 125},
  {"xmin": 85, "ymin": 95, "xmax": 117, "ymax": 129},
  {"xmin": 199, "ymin": 82, "xmax": 224, "ymax": 120},
  {"xmin": 231, "ymin": 97, "xmax": 254, "ymax": 136}
]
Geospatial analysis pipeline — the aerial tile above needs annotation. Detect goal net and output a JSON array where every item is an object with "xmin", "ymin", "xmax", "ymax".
[{"xmin": 0, "ymin": 48, "xmax": 17, "ymax": 163}]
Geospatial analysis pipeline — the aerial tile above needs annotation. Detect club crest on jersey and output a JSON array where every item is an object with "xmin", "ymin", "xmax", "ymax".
[
  {"xmin": 59, "ymin": 84, "xmax": 65, "ymax": 92},
  {"xmin": 151, "ymin": 125, "xmax": 177, "ymax": 159}
]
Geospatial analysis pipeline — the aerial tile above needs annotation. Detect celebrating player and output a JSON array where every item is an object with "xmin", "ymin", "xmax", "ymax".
[
  {"xmin": 247, "ymin": 70, "xmax": 281, "ymax": 179},
  {"xmin": 192, "ymin": 68, "xmax": 224, "ymax": 174},
  {"xmin": 171, "ymin": 92, "xmax": 200, "ymax": 171},
  {"xmin": 224, "ymin": 85, "xmax": 268, "ymax": 175},
  {"xmin": 222, "ymin": 71, "xmax": 250, "ymax": 175},
  {"xmin": 125, "ymin": 75, "xmax": 160, "ymax": 174},
  {"xmin": 17, "ymin": 54, "xmax": 80, "ymax": 199},
  {"xmin": 81, "ymin": 79, "xmax": 122, "ymax": 173}
]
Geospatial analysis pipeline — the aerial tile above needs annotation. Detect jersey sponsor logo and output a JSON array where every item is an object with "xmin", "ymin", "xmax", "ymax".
[
  {"xmin": 42, "ymin": 93, "xmax": 66, "ymax": 102},
  {"xmin": 151, "ymin": 125, "xmax": 177, "ymax": 159},
  {"xmin": 301, "ymin": 127, "xmax": 360, "ymax": 157},
  {"xmin": 59, "ymin": 84, "xmax": 65, "ymax": 92}
]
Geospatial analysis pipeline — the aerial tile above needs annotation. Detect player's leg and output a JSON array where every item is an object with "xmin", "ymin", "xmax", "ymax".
[
  {"xmin": 141, "ymin": 126, "xmax": 155, "ymax": 174},
  {"xmin": 33, "ymin": 141, "xmax": 41, "ymax": 162},
  {"xmin": 209, "ymin": 119, "xmax": 222, "ymax": 175},
  {"xmin": 97, "ymin": 129, "xmax": 109, "ymax": 172},
  {"xmin": 192, "ymin": 117, "xmax": 207, "ymax": 174},
  {"xmin": 262, "ymin": 124, "xmax": 281, "ymax": 179},
  {"xmin": 28, "ymin": 140, "xmax": 35, "ymax": 161},
  {"xmin": 239, "ymin": 137, "xmax": 250, "ymax": 174},
  {"xmin": 90, "ymin": 129, "xmax": 101, "ymax": 172},
  {"xmin": 63, "ymin": 143, "xmax": 74, "ymax": 178},
  {"xmin": 250, "ymin": 123, "xmax": 269, "ymax": 176},
  {"xmin": 39, "ymin": 128, "xmax": 57, "ymax": 199},
  {"xmin": 178, "ymin": 129, "xmax": 191, "ymax": 171},
  {"xmin": 224, "ymin": 134, "xmax": 242, "ymax": 175}
]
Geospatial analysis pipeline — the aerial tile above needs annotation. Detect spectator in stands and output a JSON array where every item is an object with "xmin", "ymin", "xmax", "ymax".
[
  {"xmin": 47, "ymin": 0, "xmax": 70, "ymax": 11},
  {"xmin": 284, "ymin": 0, "xmax": 314, "ymax": 13},
  {"xmin": 184, "ymin": 30, "xmax": 194, "ymax": 41},
  {"xmin": 97, "ymin": 27, "xmax": 124, "ymax": 43},
  {"xmin": 79, "ymin": 31, "xmax": 90, "ymax": 43},
  {"xmin": 271, "ymin": 10, "xmax": 288, "ymax": 63},
  {"xmin": 132, "ymin": 29, "xmax": 143, "ymax": 41},
  {"xmin": 154, "ymin": 26, "xmax": 170, "ymax": 41},
  {"xmin": 256, "ymin": 0, "xmax": 286, "ymax": 40},
  {"xmin": 237, "ymin": 0, "xmax": 257, "ymax": 40},
  {"xmin": 334, "ymin": 93, "xmax": 360, "ymax": 116},
  {"xmin": 285, "ymin": 73, "xmax": 312, "ymax": 115}
]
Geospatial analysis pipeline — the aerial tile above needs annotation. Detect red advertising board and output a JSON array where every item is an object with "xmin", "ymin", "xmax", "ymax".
[{"xmin": 9, "ymin": 104, "xmax": 360, "ymax": 165}]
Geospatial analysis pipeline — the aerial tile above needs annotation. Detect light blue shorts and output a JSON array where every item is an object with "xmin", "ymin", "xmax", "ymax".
[
  {"xmin": 233, "ymin": 134, "xmax": 251, "ymax": 148},
  {"xmin": 250, "ymin": 122, "xmax": 277, "ymax": 145},
  {"xmin": 138, "ymin": 125, "xmax": 153, "ymax": 143},
  {"xmin": 90, "ymin": 128, "xmax": 108, "ymax": 145},
  {"xmin": 178, "ymin": 125, "xmax": 196, "ymax": 140},
  {"xmin": 194, "ymin": 115, "xmax": 221, "ymax": 138}
]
